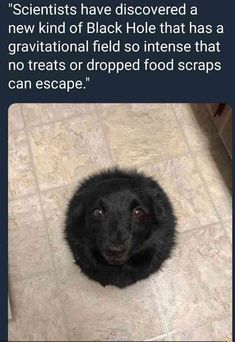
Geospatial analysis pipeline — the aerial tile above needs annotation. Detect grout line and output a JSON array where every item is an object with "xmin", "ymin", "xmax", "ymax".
[
  {"xmin": 178, "ymin": 220, "xmax": 221, "ymax": 236},
  {"xmin": 9, "ymin": 270, "xmax": 53, "ymax": 284},
  {"xmin": 171, "ymin": 104, "xmax": 232, "ymax": 246},
  {"xmin": 9, "ymin": 151, "xmax": 204, "ymax": 202},
  {"xmin": 19, "ymin": 106, "xmax": 71, "ymax": 341},
  {"xmin": 144, "ymin": 333, "xmax": 168, "ymax": 341},
  {"xmin": 96, "ymin": 110, "xmax": 115, "ymax": 164},
  {"xmin": 206, "ymin": 104, "xmax": 232, "ymax": 159},
  {"xmin": 150, "ymin": 278, "xmax": 172, "ymax": 341},
  {"xmin": 16, "ymin": 182, "xmax": 77, "ymax": 199},
  {"xmin": 9, "ymin": 191, "xmax": 39, "ymax": 202},
  {"xmin": 218, "ymin": 110, "xmax": 230, "ymax": 135},
  {"xmin": 9, "ymin": 181, "xmax": 81, "ymax": 203},
  {"xmin": 9, "ymin": 188, "xmax": 222, "ymax": 236},
  {"xmin": 19, "ymin": 103, "xmax": 107, "ymax": 130},
  {"xmin": 16, "ymin": 102, "xmax": 169, "ymax": 131}
]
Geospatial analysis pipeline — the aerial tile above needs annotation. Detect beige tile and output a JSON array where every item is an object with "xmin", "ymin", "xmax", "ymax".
[
  {"xmin": 60, "ymin": 272, "xmax": 165, "ymax": 341},
  {"xmin": 100, "ymin": 105, "xmax": 188, "ymax": 167},
  {"xmin": 223, "ymin": 219, "xmax": 232, "ymax": 244},
  {"xmin": 9, "ymin": 196, "xmax": 53, "ymax": 281},
  {"xmin": 8, "ymin": 273, "xmax": 68, "ymax": 341},
  {"xmin": 152, "ymin": 224, "xmax": 232, "ymax": 332},
  {"xmin": 8, "ymin": 130, "xmax": 37, "ymax": 200},
  {"xmin": 8, "ymin": 104, "xmax": 24, "ymax": 131},
  {"xmin": 28, "ymin": 115, "xmax": 112, "ymax": 191},
  {"xmin": 173, "ymin": 103, "xmax": 221, "ymax": 151},
  {"xmin": 170, "ymin": 316, "xmax": 232, "ymax": 341},
  {"xmin": 141, "ymin": 155, "xmax": 218, "ymax": 232},
  {"xmin": 130, "ymin": 103, "xmax": 172, "ymax": 113},
  {"xmin": 40, "ymin": 185, "xmax": 78, "ymax": 282},
  {"xmin": 21, "ymin": 103, "xmax": 99, "ymax": 127},
  {"xmin": 195, "ymin": 144, "xmax": 232, "ymax": 221},
  {"xmin": 97, "ymin": 103, "xmax": 132, "ymax": 110},
  {"xmin": 9, "ymin": 102, "xmax": 233, "ymax": 342}
]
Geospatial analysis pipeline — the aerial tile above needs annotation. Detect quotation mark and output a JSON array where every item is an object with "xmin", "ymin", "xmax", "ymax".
[
  {"xmin": 83, "ymin": 77, "xmax": 90, "ymax": 89},
  {"xmin": 9, "ymin": 3, "xmax": 13, "ymax": 8}
]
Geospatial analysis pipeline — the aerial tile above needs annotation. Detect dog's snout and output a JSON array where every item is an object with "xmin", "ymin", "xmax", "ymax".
[
  {"xmin": 110, "ymin": 227, "xmax": 130, "ymax": 244},
  {"xmin": 107, "ymin": 245, "xmax": 126, "ymax": 253},
  {"xmin": 105, "ymin": 243, "xmax": 128, "ymax": 257}
]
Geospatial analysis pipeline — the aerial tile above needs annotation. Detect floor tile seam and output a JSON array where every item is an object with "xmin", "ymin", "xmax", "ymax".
[
  {"xmin": 8, "ymin": 144, "xmax": 230, "ymax": 206},
  {"xmin": 20, "ymin": 104, "xmax": 103, "ymax": 130},
  {"xmin": 178, "ymin": 219, "xmax": 222, "ymax": 236},
  {"xmin": 8, "ymin": 269, "xmax": 54, "ymax": 285},
  {"xmin": 20, "ymin": 106, "xmax": 72, "ymax": 341},
  {"xmin": 150, "ymin": 278, "xmax": 172, "ymax": 341},
  {"xmin": 35, "ymin": 149, "xmax": 195, "ymax": 192},
  {"xmin": 144, "ymin": 332, "xmax": 168, "ymax": 341},
  {"xmin": 96, "ymin": 111, "xmax": 115, "ymax": 164}
]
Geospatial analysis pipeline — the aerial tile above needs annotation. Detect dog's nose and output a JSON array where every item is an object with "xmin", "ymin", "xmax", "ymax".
[{"xmin": 105, "ymin": 245, "xmax": 127, "ymax": 257}]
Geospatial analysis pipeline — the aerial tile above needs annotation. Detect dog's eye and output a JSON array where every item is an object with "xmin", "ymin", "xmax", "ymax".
[
  {"xmin": 132, "ymin": 207, "xmax": 145, "ymax": 220},
  {"xmin": 92, "ymin": 208, "xmax": 104, "ymax": 219}
]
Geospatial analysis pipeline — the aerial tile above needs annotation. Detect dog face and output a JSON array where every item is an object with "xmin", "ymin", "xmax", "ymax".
[
  {"xmin": 66, "ymin": 168, "xmax": 176, "ymax": 287},
  {"xmin": 76, "ymin": 178, "xmax": 164, "ymax": 265}
]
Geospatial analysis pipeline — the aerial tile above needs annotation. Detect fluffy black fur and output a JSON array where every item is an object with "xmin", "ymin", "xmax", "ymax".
[{"xmin": 65, "ymin": 168, "xmax": 177, "ymax": 288}]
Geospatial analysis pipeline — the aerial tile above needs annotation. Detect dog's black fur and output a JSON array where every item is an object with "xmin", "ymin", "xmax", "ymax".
[{"xmin": 65, "ymin": 168, "xmax": 177, "ymax": 288}]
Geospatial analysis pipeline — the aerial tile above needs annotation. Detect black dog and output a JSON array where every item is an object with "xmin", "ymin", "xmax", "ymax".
[{"xmin": 65, "ymin": 168, "xmax": 176, "ymax": 288}]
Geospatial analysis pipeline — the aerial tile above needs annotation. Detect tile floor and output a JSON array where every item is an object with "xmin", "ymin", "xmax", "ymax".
[{"xmin": 8, "ymin": 103, "xmax": 232, "ymax": 341}]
